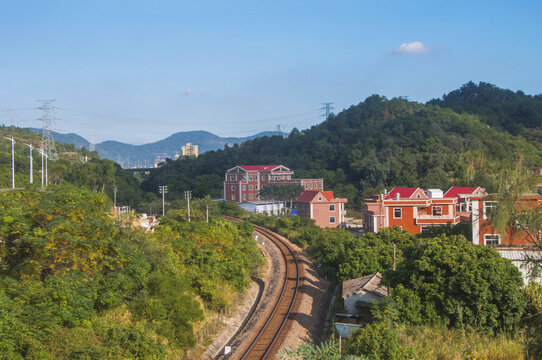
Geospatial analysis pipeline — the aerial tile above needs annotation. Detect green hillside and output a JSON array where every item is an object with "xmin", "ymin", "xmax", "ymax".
[
  {"xmin": 141, "ymin": 83, "xmax": 542, "ymax": 206},
  {"xmin": 0, "ymin": 126, "xmax": 150, "ymax": 207}
]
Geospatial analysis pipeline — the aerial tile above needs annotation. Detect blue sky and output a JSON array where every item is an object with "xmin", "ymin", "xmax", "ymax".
[{"xmin": 0, "ymin": 0, "xmax": 541, "ymax": 144}]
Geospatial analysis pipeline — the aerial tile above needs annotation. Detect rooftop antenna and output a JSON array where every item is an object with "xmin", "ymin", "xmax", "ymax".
[{"xmin": 37, "ymin": 100, "xmax": 58, "ymax": 160}]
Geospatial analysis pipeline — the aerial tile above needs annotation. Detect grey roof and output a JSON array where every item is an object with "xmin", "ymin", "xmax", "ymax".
[
  {"xmin": 342, "ymin": 273, "xmax": 388, "ymax": 299},
  {"xmin": 498, "ymin": 250, "xmax": 542, "ymax": 261}
]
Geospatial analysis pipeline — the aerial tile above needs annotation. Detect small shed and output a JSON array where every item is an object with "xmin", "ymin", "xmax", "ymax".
[
  {"xmin": 342, "ymin": 273, "xmax": 388, "ymax": 314},
  {"xmin": 239, "ymin": 200, "xmax": 283, "ymax": 215},
  {"xmin": 497, "ymin": 249, "xmax": 542, "ymax": 285}
]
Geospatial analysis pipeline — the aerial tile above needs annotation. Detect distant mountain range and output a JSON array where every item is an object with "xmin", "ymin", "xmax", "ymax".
[{"xmin": 28, "ymin": 128, "xmax": 285, "ymax": 167}]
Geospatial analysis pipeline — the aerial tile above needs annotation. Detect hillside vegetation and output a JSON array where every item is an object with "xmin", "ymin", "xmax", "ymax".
[
  {"xmin": 0, "ymin": 186, "xmax": 262, "ymax": 358},
  {"xmin": 0, "ymin": 126, "xmax": 151, "ymax": 207},
  {"xmin": 141, "ymin": 83, "xmax": 542, "ymax": 206}
]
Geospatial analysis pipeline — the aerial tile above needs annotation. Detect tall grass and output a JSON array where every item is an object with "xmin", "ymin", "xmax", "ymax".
[{"xmin": 398, "ymin": 325, "xmax": 524, "ymax": 360}]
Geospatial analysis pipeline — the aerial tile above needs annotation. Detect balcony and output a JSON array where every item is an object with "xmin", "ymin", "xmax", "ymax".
[{"xmin": 415, "ymin": 214, "xmax": 460, "ymax": 225}]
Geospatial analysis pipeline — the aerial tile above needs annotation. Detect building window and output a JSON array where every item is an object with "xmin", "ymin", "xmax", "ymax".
[
  {"xmin": 262, "ymin": 175, "xmax": 266, "ymax": 181},
  {"xmin": 256, "ymin": 185, "xmax": 259, "ymax": 190},
  {"xmin": 249, "ymin": 176, "xmax": 253, "ymax": 181},
  {"xmin": 318, "ymin": 197, "xmax": 322, "ymax": 201},
  {"xmin": 310, "ymin": 184, "xmax": 313, "ymax": 189},
  {"xmin": 305, "ymin": 185, "xmax": 308, "ymax": 189},
  {"xmin": 432, "ymin": 206, "xmax": 442, "ymax": 216},
  {"xmin": 255, "ymin": 175, "xmax": 258, "ymax": 180},
  {"xmin": 330, "ymin": 204, "xmax": 335, "ymax": 211},
  {"xmin": 484, "ymin": 201, "xmax": 497, "ymax": 219},
  {"xmin": 393, "ymin": 208, "xmax": 402, "ymax": 219},
  {"xmin": 330, "ymin": 216, "xmax": 336, "ymax": 223},
  {"xmin": 249, "ymin": 185, "xmax": 253, "ymax": 190},
  {"xmin": 249, "ymin": 194, "xmax": 253, "ymax": 199},
  {"xmin": 243, "ymin": 194, "xmax": 246, "ymax": 200},
  {"xmin": 232, "ymin": 194, "xmax": 235, "ymax": 200},
  {"xmin": 319, "ymin": 184, "xmax": 322, "ymax": 188},
  {"xmin": 231, "ymin": 185, "xmax": 235, "ymax": 190},
  {"xmin": 484, "ymin": 234, "xmax": 500, "ymax": 246},
  {"xmin": 417, "ymin": 194, "xmax": 421, "ymax": 198},
  {"xmin": 230, "ymin": 176, "xmax": 234, "ymax": 181},
  {"xmin": 243, "ymin": 185, "xmax": 246, "ymax": 190}
]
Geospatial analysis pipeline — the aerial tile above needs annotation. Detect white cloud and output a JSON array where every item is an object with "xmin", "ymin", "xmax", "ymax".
[
  {"xmin": 393, "ymin": 41, "xmax": 429, "ymax": 55},
  {"xmin": 183, "ymin": 88, "xmax": 196, "ymax": 96}
]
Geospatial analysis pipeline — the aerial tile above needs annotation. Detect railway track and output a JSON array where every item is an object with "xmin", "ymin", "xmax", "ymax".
[{"xmin": 224, "ymin": 216, "xmax": 300, "ymax": 359}]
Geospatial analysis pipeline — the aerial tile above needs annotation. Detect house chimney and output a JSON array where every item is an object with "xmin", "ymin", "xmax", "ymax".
[{"xmin": 394, "ymin": 193, "xmax": 400, "ymax": 200}]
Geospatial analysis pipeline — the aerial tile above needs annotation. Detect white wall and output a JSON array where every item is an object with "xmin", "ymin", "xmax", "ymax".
[{"xmin": 344, "ymin": 291, "xmax": 383, "ymax": 314}]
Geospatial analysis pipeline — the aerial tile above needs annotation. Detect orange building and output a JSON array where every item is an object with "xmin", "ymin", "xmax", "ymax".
[
  {"xmin": 363, "ymin": 187, "xmax": 486, "ymax": 234},
  {"xmin": 470, "ymin": 194, "xmax": 542, "ymax": 246},
  {"xmin": 296, "ymin": 190, "xmax": 347, "ymax": 228}
]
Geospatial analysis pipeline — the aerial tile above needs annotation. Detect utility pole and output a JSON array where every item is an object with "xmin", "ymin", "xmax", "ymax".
[
  {"xmin": 45, "ymin": 152, "xmax": 48, "ymax": 186},
  {"xmin": 159, "ymin": 185, "xmax": 167, "ymax": 216},
  {"xmin": 23, "ymin": 143, "xmax": 33, "ymax": 184},
  {"xmin": 113, "ymin": 186, "xmax": 118, "ymax": 216},
  {"xmin": 39, "ymin": 148, "xmax": 44, "ymax": 186},
  {"xmin": 4, "ymin": 136, "xmax": 15, "ymax": 189},
  {"xmin": 185, "ymin": 190, "xmax": 192, "ymax": 222},
  {"xmin": 320, "ymin": 102, "xmax": 335, "ymax": 121}
]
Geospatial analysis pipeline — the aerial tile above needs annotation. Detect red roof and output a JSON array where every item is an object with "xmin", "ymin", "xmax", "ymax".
[
  {"xmin": 297, "ymin": 190, "xmax": 320, "ymax": 202},
  {"xmin": 443, "ymin": 187, "xmax": 484, "ymax": 198},
  {"xmin": 238, "ymin": 165, "xmax": 280, "ymax": 171},
  {"xmin": 322, "ymin": 191, "xmax": 335, "ymax": 200},
  {"xmin": 297, "ymin": 190, "xmax": 336, "ymax": 203},
  {"xmin": 385, "ymin": 187, "xmax": 419, "ymax": 199}
]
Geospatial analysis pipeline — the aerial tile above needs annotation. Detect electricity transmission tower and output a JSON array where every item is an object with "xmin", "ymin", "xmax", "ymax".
[
  {"xmin": 37, "ymin": 100, "xmax": 58, "ymax": 161},
  {"xmin": 320, "ymin": 102, "xmax": 335, "ymax": 121}
]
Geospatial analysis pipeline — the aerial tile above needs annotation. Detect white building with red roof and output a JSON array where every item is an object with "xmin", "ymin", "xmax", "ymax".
[
  {"xmin": 295, "ymin": 190, "xmax": 347, "ymax": 228},
  {"xmin": 223, "ymin": 165, "xmax": 323, "ymax": 203}
]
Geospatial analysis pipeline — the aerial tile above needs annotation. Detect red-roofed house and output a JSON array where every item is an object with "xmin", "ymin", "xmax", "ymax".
[
  {"xmin": 443, "ymin": 186, "xmax": 486, "ymax": 222},
  {"xmin": 363, "ymin": 187, "xmax": 461, "ymax": 234},
  {"xmin": 296, "ymin": 190, "xmax": 347, "ymax": 228},
  {"xmin": 224, "ymin": 165, "xmax": 323, "ymax": 203}
]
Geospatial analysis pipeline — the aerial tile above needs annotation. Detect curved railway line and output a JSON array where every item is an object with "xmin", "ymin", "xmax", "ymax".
[{"xmin": 224, "ymin": 216, "xmax": 300, "ymax": 359}]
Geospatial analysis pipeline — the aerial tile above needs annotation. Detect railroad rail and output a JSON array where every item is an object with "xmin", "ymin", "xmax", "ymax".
[{"xmin": 224, "ymin": 216, "xmax": 300, "ymax": 359}]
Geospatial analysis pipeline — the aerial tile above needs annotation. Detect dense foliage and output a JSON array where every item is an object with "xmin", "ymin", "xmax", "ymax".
[
  {"xmin": 0, "ymin": 186, "xmax": 262, "ymax": 358},
  {"xmin": 252, "ymin": 215, "xmax": 527, "ymax": 335},
  {"xmin": 429, "ymin": 81, "xmax": 542, "ymax": 142}
]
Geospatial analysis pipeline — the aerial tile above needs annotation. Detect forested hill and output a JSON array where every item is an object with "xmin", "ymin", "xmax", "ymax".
[
  {"xmin": 429, "ymin": 81, "xmax": 542, "ymax": 142},
  {"xmin": 0, "ymin": 126, "xmax": 148, "ymax": 206},
  {"xmin": 141, "ymin": 83, "xmax": 542, "ymax": 206}
]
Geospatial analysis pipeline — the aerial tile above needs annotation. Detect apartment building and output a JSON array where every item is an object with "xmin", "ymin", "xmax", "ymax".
[{"xmin": 223, "ymin": 165, "xmax": 323, "ymax": 203}]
